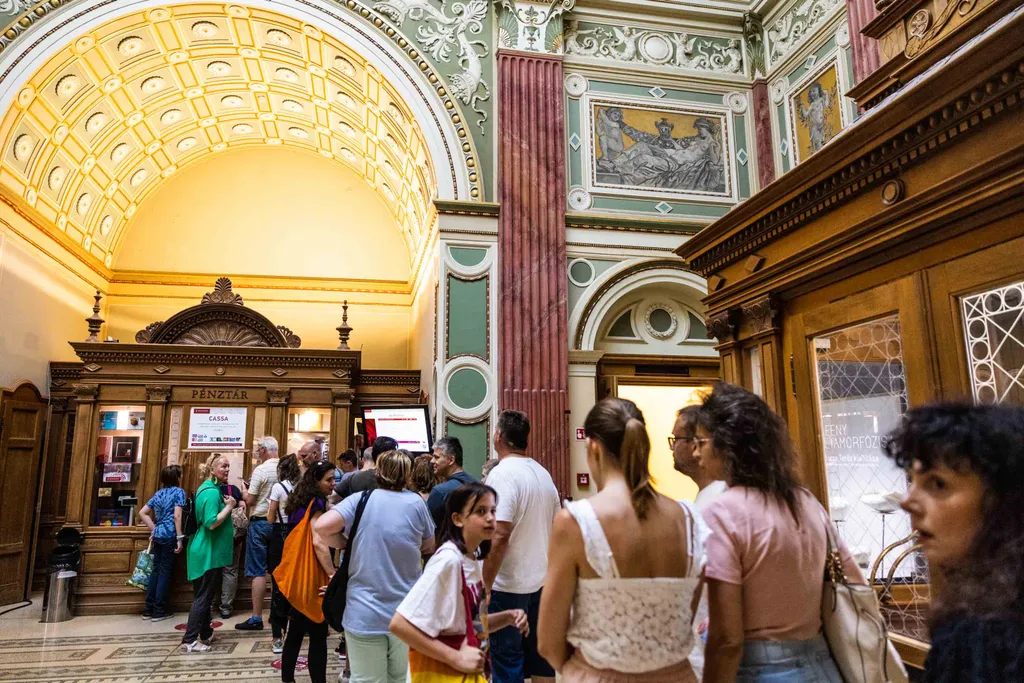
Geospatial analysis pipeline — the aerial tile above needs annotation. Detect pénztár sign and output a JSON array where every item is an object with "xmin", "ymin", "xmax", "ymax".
[{"xmin": 188, "ymin": 407, "xmax": 248, "ymax": 449}]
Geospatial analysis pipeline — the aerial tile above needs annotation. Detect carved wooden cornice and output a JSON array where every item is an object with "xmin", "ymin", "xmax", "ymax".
[
  {"xmin": 135, "ymin": 278, "xmax": 301, "ymax": 348},
  {"xmin": 70, "ymin": 342, "xmax": 360, "ymax": 371},
  {"xmin": 677, "ymin": 21, "xmax": 1024, "ymax": 278},
  {"xmin": 331, "ymin": 387, "xmax": 355, "ymax": 405},
  {"xmin": 50, "ymin": 363, "xmax": 83, "ymax": 390},
  {"xmin": 705, "ymin": 310, "xmax": 740, "ymax": 344},
  {"xmin": 358, "ymin": 370, "xmax": 421, "ymax": 386},
  {"xmin": 267, "ymin": 388, "xmax": 291, "ymax": 405},
  {"xmin": 72, "ymin": 383, "xmax": 99, "ymax": 401},
  {"xmin": 742, "ymin": 295, "xmax": 779, "ymax": 334},
  {"xmin": 145, "ymin": 385, "xmax": 172, "ymax": 403}
]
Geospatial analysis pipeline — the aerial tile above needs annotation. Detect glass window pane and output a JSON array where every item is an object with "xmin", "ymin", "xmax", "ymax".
[
  {"xmin": 288, "ymin": 407, "xmax": 331, "ymax": 459},
  {"xmin": 811, "ymin": 315, "xmax": 929, "ymax": 640},
  {"xmin": 92, "ymin": 405, "xmax": 146, "ymax": 527},
  {"xmin": 961, "ymin": 280, "xmax": 1024, "ymax": 405}
]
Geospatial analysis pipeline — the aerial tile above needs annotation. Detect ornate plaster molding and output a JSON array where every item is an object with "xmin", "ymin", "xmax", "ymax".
[
  {"xmin": 765, "ymin": 0, "xmax": 844, "ymax": 68},
  {"xmin": 564, "ymin": 20, "xmax": 744, "ymax": 75},
  {"xmin": 742, "ymin": 294, "xmax": 779, "ymax": 333},
  {"xmin": 496, "ymin": 0, "xmax": 574, "ymax": 54}
]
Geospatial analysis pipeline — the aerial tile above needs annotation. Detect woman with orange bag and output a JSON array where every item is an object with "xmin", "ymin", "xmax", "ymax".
[
  {"xmin": 274, "ymin": 460, "xmax": 336, "ymax": 683},
  {"xmin": 390, "ymin": 482, "xmax": 529, "ymax": 683}
]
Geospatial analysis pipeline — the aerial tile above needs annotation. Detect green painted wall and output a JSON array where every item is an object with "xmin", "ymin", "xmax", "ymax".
[
  {"xmin": 447, "ymin": 367, "xmax": 488, "ymax": 410},
  {"xmin": 445, "ymin": 418, "xmax": 489, "ymax": 478},
  {"xmin": 446, "ymin": 274, "xmax": 489, "ymax": 359},
  {"xmin": 449, "ymin": 247, "xmax": 487, "ymax": 267}
]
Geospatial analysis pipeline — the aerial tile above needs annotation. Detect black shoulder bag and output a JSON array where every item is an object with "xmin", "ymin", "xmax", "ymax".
[{"xmin": 322, "ymin": 489, "xmax": 372, "ymax": 631}]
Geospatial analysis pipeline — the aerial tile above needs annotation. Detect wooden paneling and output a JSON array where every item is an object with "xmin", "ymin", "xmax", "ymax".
[
  {"xmin": 81, "ymin": 551, "xmax": 132, "ymax": 574},
  {"xmin": 0, "ymin": 383, "xmax": 46, "ymax": 605}
]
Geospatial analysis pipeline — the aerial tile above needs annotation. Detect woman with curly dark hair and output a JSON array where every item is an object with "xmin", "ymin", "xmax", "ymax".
[
  {"xmin": 696, "ymin": 382, "xmax": 862, "ymax": 683},
  {"xmin": 883, "ymin": 402, "xmax": 1024, "ymax": 682},
  {"xmin": 279, "ymin": 459, "xmax": 336, "ymax": 683}
]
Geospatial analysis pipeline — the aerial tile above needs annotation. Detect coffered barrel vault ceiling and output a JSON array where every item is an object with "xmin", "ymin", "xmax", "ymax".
[{"xmin": 0, "ymin": 3, "xmax": 439, "ymax": 269}]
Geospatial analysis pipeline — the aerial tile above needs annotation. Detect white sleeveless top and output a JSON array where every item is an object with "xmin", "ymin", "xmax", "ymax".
[{"xmin": 564, "ymin": 499, "xmax": 709, "ymax": 674}]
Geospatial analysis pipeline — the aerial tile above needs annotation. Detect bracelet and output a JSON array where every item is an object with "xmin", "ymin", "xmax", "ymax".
[{"xmin": 176, "ymin": 535, "xmax": 185, "ymax": 540}]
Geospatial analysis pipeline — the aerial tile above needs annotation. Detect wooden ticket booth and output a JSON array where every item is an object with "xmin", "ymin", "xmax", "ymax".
[
  {"xmin": 676, "ymin": 3, "xmax": 1024, "ymax": 670},
  {"xmin": 41, "ymin": 278, "xmax": 420, "ymax": 614}
]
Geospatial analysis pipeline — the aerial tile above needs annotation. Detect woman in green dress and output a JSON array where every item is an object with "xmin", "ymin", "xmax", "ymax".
[{"xmin": 181, "ymin": 453, "xmax": 237, "ymax": 653}]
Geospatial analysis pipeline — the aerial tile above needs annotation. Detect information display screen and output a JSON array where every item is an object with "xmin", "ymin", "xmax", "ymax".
[{"xmin": 361, "ymin": 405, "xmax": 432, "ymax": 453}]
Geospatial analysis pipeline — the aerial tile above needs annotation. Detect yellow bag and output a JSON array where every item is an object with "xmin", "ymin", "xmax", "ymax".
[{"xmin": 272, "ymin": 500, "xmax": 329, "ymax": 623}]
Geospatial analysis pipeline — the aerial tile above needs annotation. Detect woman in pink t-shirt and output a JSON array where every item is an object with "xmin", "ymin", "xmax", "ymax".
[{"xmin": 695, "ymin": 383, "xmax": 863, "ymax": 683}]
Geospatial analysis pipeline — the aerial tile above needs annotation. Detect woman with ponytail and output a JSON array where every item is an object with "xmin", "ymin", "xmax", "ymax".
[{"xmin": 537, "ymin": 398, "xmax": 709, "ymax": 683}]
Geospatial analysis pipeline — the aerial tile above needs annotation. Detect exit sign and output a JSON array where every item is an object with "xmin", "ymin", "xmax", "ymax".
[{"xmin": 575, "ymin": 428, "xmax": 585, "ymax": 440}]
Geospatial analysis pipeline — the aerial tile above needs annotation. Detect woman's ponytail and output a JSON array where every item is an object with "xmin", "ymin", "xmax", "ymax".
[
  {"xmin": 621, "ymin": 417, "xmax": 656, "ymax": 519},
  {"xmin": 583, "ymin": 398, "xmax": 658, "ymax": 520}
]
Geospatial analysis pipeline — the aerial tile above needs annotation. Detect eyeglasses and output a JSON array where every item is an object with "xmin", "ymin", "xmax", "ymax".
[{"xmin": 667, "ymin": 436, "xmax": 710, "ymax": 449}]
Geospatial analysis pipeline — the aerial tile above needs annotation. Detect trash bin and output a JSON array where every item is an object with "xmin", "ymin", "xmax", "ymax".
[
  {"xmin": 42, "ymin": 570, "xmax": 77, "ymax": 623},
  {"xmin": 41, "ymin": 527, "xmax": 82, "ymax": 623}
]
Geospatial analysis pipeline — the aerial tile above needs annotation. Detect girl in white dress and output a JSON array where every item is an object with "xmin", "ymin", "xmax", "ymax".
[{"xmin": 538, "ymin": 397, "xmax": 708, "ymax": 683}]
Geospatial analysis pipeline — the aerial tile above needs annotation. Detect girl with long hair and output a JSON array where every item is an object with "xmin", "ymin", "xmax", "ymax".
[
  {"xmin": 883, "ymin": 403, "xmax": 1024, "ymax": 681},
  {"xmin": 279, "ymin": 459, "xmax": 336, "ymax": 683},
  {"xmin": 138, "ymin": 465, "xmax": 185, "ymax": 621},
  {"xmin": 267, "ymin": 453, "xmax": 302, "ymax": 653},
  {"xmin": 181, "ymin": 454, "xmax": 237, "ymax": 653},
  {"xmin": 537, "ymin": 397, "xmax": 709, "ymax": 683},
  {"xmin": 314, "ymin": 450, "xmax": 436, "ymax": 683},
  {"xmin": 391, "ymin": 482, "xmax": 529, "ymax": 680},
  {"xmin": 697, "ymin": 382, "xmax": 862, "ymax": 682}
]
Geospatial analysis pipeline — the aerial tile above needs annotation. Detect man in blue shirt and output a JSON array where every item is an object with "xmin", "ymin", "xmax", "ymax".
[{"xmin": 426, "ymin": 436, "xmax": 477, "ymax": 529}]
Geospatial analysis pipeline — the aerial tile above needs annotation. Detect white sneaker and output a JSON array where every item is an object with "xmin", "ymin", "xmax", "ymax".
[
  {"xmin": 180, "ymin": 641, "xmax": 212, "ymax": 653},
  {"xmin": 272, "ymin": 638, "xmax": 284, "ymax": 654},
  {"xmin": 338, "ymin": 672, "xmax": 350, "ymax": 683}
]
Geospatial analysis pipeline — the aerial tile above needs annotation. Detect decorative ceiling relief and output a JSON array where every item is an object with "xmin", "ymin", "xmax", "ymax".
[
  {"xmin": 742, "ymin": 11, "xmax": 768, "ymax": 77},
  {"xmin": 0, "ymin": 3, "xmax": 455, "ymax": 268},
  {"xmin": 564, "ymin": 20, "xmax": 745, "ymax": 76},
  {"xmin": 765, "ymin": 0, "xmax": 844, "ymax": 68},
  {"xmin": 496, "ymin": 0, "xmax": 574, "ymax": 55},
  {"xmin": 373, "ymin": 0, "xmax": 491, "ymax": 132}
]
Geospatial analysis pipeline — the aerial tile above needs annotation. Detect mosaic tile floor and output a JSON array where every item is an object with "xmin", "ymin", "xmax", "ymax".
[{"xmin": 0, "ymin": 595, "xmax": 346, "ymax": 682}]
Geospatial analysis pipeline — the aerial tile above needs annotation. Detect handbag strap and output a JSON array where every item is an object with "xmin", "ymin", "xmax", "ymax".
[
  {"xmin": 340, "ymin": 490, "xmax": 373, "ymax": 579},
  {"xmin": 818, "ymin": 502, "xmax": 849, "ymax": 587}
]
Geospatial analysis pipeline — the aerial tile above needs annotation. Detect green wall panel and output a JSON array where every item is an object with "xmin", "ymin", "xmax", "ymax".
[
  {"xmin": 590, "ymin": 81, "xmax": 724, "ymax": 106},
  {"xmin": 734, "ymin": 114, "xmax": 751, "ymax": 199},
  {"xmin": 591, "ymin": 196, "xmax": 730, "ymax": 218},
  {"xmin": 446, "ymin": 275, "xmax": 488, "ymax": 360},
  {"xmin": 445, "ymin": 418, "xmax": 490, "ymax": 479},
  {"xmin": 449, "ymin": 247, "xmax": 487, "ymax": 267},
  {"xmin": 448, "ymin": 367, "xmax": 488, "ymax": 410}
]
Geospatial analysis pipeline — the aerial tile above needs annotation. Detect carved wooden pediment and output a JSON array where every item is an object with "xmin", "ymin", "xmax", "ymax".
[{"xmin": 136, "ymin": 278, "xmax": 301, "ymax": 348}]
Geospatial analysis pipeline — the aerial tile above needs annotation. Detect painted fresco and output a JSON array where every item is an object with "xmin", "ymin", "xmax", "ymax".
[
  {"xmin": 790, "ymin": 61, "xmax": 843, "ymax": 162},
  {"xmin": 591, "ymin": 102, "xmax": 730, "ymax": 198}
]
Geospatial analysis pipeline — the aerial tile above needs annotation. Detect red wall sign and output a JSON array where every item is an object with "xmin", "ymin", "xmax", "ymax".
[
  {"xmin": 577, "ymin": 473, "xmax": 590, "ymax": 487},
  {"xmin": 575, "ymin": 428, "xmax": 585, "ymax": 440}
]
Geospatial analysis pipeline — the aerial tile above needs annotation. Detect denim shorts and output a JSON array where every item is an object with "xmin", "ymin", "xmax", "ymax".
[
  {"xmin": 244, "ymin": 519, "xmax": 271, "ymax": 577},
  {"xmin": 736, "ymin": 634, "xmax": 843, "ymax": 683},
  {"xmin": 489, "ymin": 589, "xmax": 555, "ymax": 683}
]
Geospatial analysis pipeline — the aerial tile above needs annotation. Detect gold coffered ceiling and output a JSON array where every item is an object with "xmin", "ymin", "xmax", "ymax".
[{"xmin": 0, "ymin": 3, "xmax": 438, "ymax": 269}]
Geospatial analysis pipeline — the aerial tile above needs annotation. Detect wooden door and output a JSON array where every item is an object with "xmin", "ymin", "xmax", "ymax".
[{"xmin": 0, "ymin": 382, "xmax": 47, "ymax": 605}]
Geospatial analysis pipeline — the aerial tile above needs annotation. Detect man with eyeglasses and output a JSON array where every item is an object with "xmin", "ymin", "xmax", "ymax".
[
  {"xmin": 669, "ymin": 405, "xmax": 727, "ymax": 510},
  {"xmin": 670, "ymin": 404, "xmax": 726, "ymax": 681}
]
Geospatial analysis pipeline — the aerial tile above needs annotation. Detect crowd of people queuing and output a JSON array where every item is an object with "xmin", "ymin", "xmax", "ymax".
[{"xmin": 139, "ymin": 382, "xmax": 1024, "ymax": 682}]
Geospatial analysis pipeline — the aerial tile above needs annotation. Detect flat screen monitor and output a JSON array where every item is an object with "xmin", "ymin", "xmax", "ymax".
[{"xmin": 361, "ymin": 405, "xmax": 433, "ymax": 454}]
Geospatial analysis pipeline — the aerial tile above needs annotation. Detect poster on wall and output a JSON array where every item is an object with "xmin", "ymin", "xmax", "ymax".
[
  {"xmin": 188, "ymin": 407, "xmax": 248, "ymax": 449},
  {"xmin": 112, "ymin": 436, "xmax": 140, "ymax": 462}
]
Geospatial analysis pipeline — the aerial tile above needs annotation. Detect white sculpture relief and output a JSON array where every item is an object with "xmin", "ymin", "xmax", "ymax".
[
  {"xmin": 725, "ymin": 91, "xmax": 748, "ymax": 114},
  {"xmin": 835, "ymin": 21, "xmax": 850, "ymax": 48},
  {"xmin": 564, "ymin": 72, "xmax": 588, "ymax": 97},
  {"xmin": 567, "ymin": 186, "xmax": 592, "ymax": 210},
  {"xmin": 374, "ymin": 0, "xmax": 491, "ymax": 132},
  {"xmin": 766, "ymin": 0, "xmax": 844, "ymax": 66},
  {"xmin": 770, "ymin": 77, "xmax": 788, "ymax": 104},
  {"xmin": 0, "ymin": 0, "xmax": 35, "ymax": 13},
  {"xmin": 564, "ymin": 20, "xmax": 744, "ymax": 75}
]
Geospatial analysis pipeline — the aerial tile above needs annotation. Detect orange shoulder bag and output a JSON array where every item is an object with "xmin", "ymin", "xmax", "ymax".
[{"xmin": 272, "ymin": 500, "xmax": 330, "ymax": 623}]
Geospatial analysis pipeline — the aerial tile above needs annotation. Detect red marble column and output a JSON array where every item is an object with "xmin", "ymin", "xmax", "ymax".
[
  {"xmin": 846, "ymin": 0, "xmax": 881, "ymax": 84},
  {"xmin": 752, "ymin": 79, "xmax": 776, "ymax": 189},
  {"xmin": 497, "ymin": 50, "xmax": 570, "ymax": 495}
]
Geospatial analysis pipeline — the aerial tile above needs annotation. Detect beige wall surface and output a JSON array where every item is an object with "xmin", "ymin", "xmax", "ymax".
[
  {"xmin": 115, "ymin": 147, "xmax": 412, "ymax": 282},
  {"xmin": 0, "ymin": 219, "xmax": 99, "ymax": 391}
]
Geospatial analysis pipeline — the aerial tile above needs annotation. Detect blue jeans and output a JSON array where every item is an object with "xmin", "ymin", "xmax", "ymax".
[
  {"xmin": 144, "ymin": 537, "xmax": 176, "ymax": 616},
  {"xmin": 736, "ymin": 634, "xmax": 843, "ymax": 682},
  {"xmin": 245, "ymin": 519, "xmax": 271, "ymax": 577},
  {"xmin": 489, "ymin": 589, "xmax": 555, "ymax": 683}
]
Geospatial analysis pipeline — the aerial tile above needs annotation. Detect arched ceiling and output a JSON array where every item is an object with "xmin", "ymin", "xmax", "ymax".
[{"xmin": 0, "ymin": 3, "xmax": 438, "ymax": 270}]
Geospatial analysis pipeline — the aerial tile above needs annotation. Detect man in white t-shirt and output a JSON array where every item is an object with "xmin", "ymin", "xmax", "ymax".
[
  {"xmin": 483, "ymin": 410, "xmax": 560, "ymax": 683},
  {"xmin": 671, "ymin": 404, "xmax": 726, "ymax": 679}
]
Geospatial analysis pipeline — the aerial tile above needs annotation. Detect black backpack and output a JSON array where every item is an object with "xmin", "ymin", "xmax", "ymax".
[
  {"xmin": 182, "ymin": 492, "xmax": 198, "ymax": 537},
  {"xmin": 322, "ymin": 489, "xmax": 372, "ymax": 631}
]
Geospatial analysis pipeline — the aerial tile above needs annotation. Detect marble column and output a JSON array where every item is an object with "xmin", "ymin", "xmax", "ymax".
[
  {"xmin": 846, "ymin": 0, "xmax": 881, "ymax": 84},
  {"xmin": 497, "ymin": 50, "xmax": 570, "ymax": 495},
  {"xmin": 752, "ymin": 80, "xmax": 776, "ymax": 189}
]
